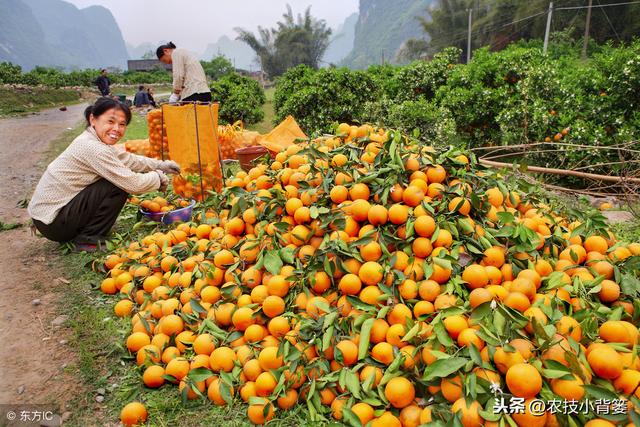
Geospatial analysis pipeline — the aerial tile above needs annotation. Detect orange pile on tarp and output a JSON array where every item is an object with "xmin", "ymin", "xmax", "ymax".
[{"xmin": 123, "ymin": 139, "xmax": 150, "ymax": 156}]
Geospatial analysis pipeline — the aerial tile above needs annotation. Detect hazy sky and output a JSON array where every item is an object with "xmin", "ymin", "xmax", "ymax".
[{"xmin": 65, "ymin": 0, "xmax": 359, "ymax": 53}]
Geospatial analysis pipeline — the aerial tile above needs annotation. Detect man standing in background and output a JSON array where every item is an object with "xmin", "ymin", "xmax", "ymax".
[{"xmin": 95, "ymin": 69, "xmax": 111, "ymax": 96}]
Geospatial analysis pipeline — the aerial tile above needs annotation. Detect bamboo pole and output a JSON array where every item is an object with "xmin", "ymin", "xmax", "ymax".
[{"xmin": 478, "ymin": 158, "xmax": 640, "ymax": 184}]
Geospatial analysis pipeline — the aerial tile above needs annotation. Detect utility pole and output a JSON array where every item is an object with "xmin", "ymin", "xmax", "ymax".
[
  {"xmin": 543, "ymin": 2, "xmax": 553, "ymax": 54},
  {"xmin": 582, "ymin": 0, "xmax": 593, "ymax": 59},
  {"xmin": 467, "ymin": 8, "xmax": 473, "ymax": 63},
  {"xmin": 381, "ymin": 49, "xmax": 385, "ymax": 65}
]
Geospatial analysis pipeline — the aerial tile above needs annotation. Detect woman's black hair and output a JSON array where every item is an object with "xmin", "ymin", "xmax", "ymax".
[
  {"xmin": 84, "ymin": 97, "xmax": 132, "ymax": 126},
  {"xmin": 156, "ymin": 41, "xmax": 176, "ymax": 59}
]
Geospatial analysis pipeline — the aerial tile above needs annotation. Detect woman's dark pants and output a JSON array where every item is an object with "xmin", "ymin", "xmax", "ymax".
[
  {"xmin": 181, "ymin": 92, "xmax": 212, "ymax": 103},
  {"xmin": 33, "ymin": 178, "xmax": 128, "ymax": 244}
]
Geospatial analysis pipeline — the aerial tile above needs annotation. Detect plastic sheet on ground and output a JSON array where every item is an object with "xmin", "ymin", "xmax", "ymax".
[{"xmin": 258, "ymin": 115, "xmax": 307, "ymax": 153}]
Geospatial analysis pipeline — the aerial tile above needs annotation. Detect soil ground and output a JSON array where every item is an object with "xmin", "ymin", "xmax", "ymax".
[{"xmin": 0, "ymin": 103, "xmax": 87, "ymax": 414}]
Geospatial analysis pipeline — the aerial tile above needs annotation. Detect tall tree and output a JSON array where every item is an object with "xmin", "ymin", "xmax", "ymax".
[
  {"xmin": 200, "ymin": 55, "xmax": 235, "ymax": 80},
  {"xmin": 236, "ymin": 5, "xmax": 332, "ymax": 79}
]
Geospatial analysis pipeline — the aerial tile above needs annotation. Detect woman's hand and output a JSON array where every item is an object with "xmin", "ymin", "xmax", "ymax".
[
  {"xmin": 155, "ymin": 170, "xmax": 169, "ymax": 192},
  {"xmin": 158, "ymin": 160, "xmax": 181, "ymax": 174}
]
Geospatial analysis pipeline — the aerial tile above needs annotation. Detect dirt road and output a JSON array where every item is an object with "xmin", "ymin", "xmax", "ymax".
[{"xmin": 0, "ymin": 103, "xmax": 87, "ymax": 411}]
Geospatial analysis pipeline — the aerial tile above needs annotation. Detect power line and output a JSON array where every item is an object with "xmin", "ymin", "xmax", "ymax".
[
  {"xmin": 556, "ymin": 0, "xmax": 640, "ymax": 10},
  {"xmin": 501, "ymin": 10, "xmax": 548, "ymax": 27},
  {"xmin": 417, "ymin": 6, "xmax": 549, "ymax": 51},
  {"xmin": 453, "ymin": 8, "xmax": 548, "ymax": 43}
]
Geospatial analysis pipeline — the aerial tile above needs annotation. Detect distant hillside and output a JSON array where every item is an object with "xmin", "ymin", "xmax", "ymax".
[
  {"xmin": 0, "ymin": 0, "xmax": 56, "ymax": 70},
  {"xmin": 0, "ymin": 0, "xmax": 128, "ymax": 70},
  {"xmin": 342, "ymin": 0, "xmax": 434, "ymax": 69},
  {"xmin": 323, "ymin": 12, "xmax": 358, "ymax": 66},
  {"xmin": 202, "ymin": 36, "xmax": 256, "ymax": 70},
  {"xmin": 127, "ymin": 42, "xmax": 161, "ymax": 60}
]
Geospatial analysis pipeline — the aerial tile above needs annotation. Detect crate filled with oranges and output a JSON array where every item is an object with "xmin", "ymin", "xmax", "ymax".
[{"xmin": 146, "ymin": 109, "xmax": 168, "ymax": 159}]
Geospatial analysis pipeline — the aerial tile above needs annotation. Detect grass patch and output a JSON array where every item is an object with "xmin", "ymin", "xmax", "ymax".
[
  {"xmin": 0, "ymin": 221, "xmax": 22, "ymax": 232},
  {"xmin": 610, "ymin": 203, "xmax": 640, "ymax": 242},
  {"xmin": 122, "ymin": 113, "xmax": 150, "ymax": 141},
  {"xmin": 248, "ymin": 87, "xmax": 275, "ymax": 135},
  {"xmin": 0, "ymin": 86, "xmax": 82, "ymax": 116}
]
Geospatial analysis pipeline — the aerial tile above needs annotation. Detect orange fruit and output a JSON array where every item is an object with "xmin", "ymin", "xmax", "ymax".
[
  {"xmin": 388, "ymin": 204, "xmax": 409, "ymax": 225},
  {"xmin": 120, "ymin": 402, "xmax": 147, "ymax": 426},
  {"xmin": 210, "ymin": 347, "xmax": 237, "ymax": 372},
  {"xmin": 451, "ymin": 398, "xmax": 482, "ymax": 427},
  {"xmin": 506, "ymin": 363, "xmax": 542, "ymax": 398},
  {"xmin": 371, "ymin": 342, "xmax": 394, "ymax": 365},
  {"xmin": 587, "ymin": 345, "xmax": 623, "ymax": 379},
  {"xmin": 414, "ymin": 215, "xmax": 436, "ymax": 237},
  {"xmin": 551, "ymin": 374, "xmax": 585, "ymax": 401},
  {"xmin": 207, "ymin": 377, "xmax": 235, "ymax": 405},
  {"xmin": 262, "ymin": 295, "xmax": 285, "ymax": 318},
  {"xmin": 330, "ymin": 185, "xmax": 348, "ymax": 203},
  {"xmin": 483, "ymin": 246, "xmax": 505, "ymax": 267},
  {"xmin": 336, "ymin": 340, "xmax": 358, "ymax": 366},
  {"xmin": 349, "ymin": 183, "xmax": 371, "ymax": 200},
  {"xmin": 448, "ymin": 197, "xmax": 471, "ymax": 215},
  {"xmin": 351, "ymin": 402, "xmax": 375, "ymax": 425},
  {"xmin": 258, "ymin": 346, "xmax": 284, "ymax": 371},
  {"xmin": 247, "ymin": 398, "xmax": 275, "ymax": 424},
  {"xmin": 462, "ymin": 264, "xmax": 489, "ymax": 289},
  {"xmin": 441, "ymin": 375, "xmax": 463, "ymax": 402},
  {"xmin": 402, "ymin": 185, "xmax": 425, "ymax": 207},
  {"xmin": 444, "ymin": 315, "xmax": 468, "ymax": 339},
  {"xmin": 469, "ymin": 288, "xmax": 493, "ymax": 308},
  {"xmin": 426, "ymin": 165, "xmax": 446, "ymax": 183},
  {"xmin": 368, "ymin": 204, "xmax": 388, "ymax": 225},
  {"xmin": 384, "ymin": 377, "xmax": 416, "ymax": 409},
  {"xmin": 371, "ymin": 412, "xmax": 402, "ymax": 427},
  {"xmin": 584, "ymin": 235, "xmax": 608, "ymax": 254},
  {"xmin": 359, "ymin": 261, "xmax": 383, "ymax": 286},
  {"xmin": 511, "ymin": 398, "xmax": 548, "ymax": 427},
  {"xmin": 142, "ymin": 365, "xmax": 165, "ymax": 388},
  {"xmin": 277, "ymin": 388, "xmax": 299, "ymax": 409}
]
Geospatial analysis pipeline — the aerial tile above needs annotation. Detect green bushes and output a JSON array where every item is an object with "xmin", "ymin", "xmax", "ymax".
[
  {"xmin": 273, "ymin": 40, "xmax": 640, "ymax": 176},
  {"xmin": 274, "ymin": 48, "xmax": 461, "ymax": 137},
  {"xmin": 274, "ymin": 66, "xmax": 379, "ymax": 134},
  {"xmin": 0, "ymin": 62, "xmax": 172, "ymax": 87},
  {"xmin": 387, "ymin": 99, "xmax": 457, "ymax": 142},
  {"xmin": 210, "ymin": 73, "xmax": 266, "ymax": 125}
]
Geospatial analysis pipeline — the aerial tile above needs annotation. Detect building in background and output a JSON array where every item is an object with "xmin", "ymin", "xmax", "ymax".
[{"xmin": 127, "ymin": 59, "xmax": 171, "ymax": 72}]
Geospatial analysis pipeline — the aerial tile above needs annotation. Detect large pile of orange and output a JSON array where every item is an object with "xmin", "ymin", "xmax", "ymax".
[
  {"xmin": 124, "ymin": 139, "xmax": 151, "ymax": 156},
  {"xmin": 103, "ymin": 123, "xmax": 640, "ymax": 426}
]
